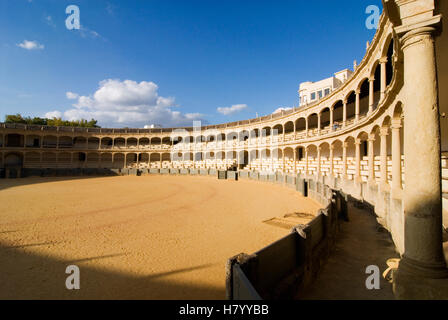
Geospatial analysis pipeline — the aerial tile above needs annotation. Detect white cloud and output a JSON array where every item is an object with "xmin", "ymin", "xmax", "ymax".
[
  {"xmin": 66, "ymin": 92, "xmax": 79, "ymax": 100},
  {"xmin": 79, "ymin": 25, "xmax": 102, "ymax": 39},
  {"xmin": 273, "ymin": 107, "xmax": 293, "ymax": 114},
  {"xmin": 17, "ymin": 40, "xmax": 44, "ymax": 50},
  {"xmin": 217, "ymin": 104, "xmax": 248, "ymax": 116},
  {"xmin": 51, "ymin": 79, "xmax": 204, "ymax": 128},
  {"xmin": 45, "ymin": 111, "xmax": 62, "ymax": 119}
]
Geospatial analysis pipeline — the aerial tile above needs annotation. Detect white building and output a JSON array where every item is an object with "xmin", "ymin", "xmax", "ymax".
[{"xmin": 298, "ymin": 69, "xmax": 353, "ymax": 106}]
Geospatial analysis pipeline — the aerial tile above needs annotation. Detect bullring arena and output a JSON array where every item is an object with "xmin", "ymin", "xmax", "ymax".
[{"xmin": 1, "ymin": 1, "xmax": 448, "ymax": 299}]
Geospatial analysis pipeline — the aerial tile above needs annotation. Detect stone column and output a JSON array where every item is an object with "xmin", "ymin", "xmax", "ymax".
[
  {"xmin": 305, "ymin": 118, "xmax": 309, "ymax": 138},
  {"xmin": 380, "ymin": 127, "xmax": 389, "ymax": 186},
  {"xmin": 380, "ymin": 57, "xmax": 388, "ymax": 101},
  {"xmin": 397, "ymin": 26, "xmax": 448, "ymax": 280},
  {"xmin": 329, "ymin": 144, "xmax": 334, "ymax": 176},
  {"xmin": 368, "ymin": 135, "xmax": 375, "ymax": 182},
  {"xmin": 355, "ymin": 89, "xmax": 360, "ymax": 121},
  {"xmin": 369, "ymin": 78, "xmax": 375, "ymax": 113},
  {"xmin": 282, "ymin": 149, "xmax": 285, "ymax": 174},
  {"xmin": 317, "ymin": 113, "xmax": 321, "ymax": 135},
  {"xmin": 391, "ymin": 118, "xmax": 402, "ymax": 193},
  {"xmin": 342, "ymin": 100, "xmax": 347, "ymax": 127},
  {"xmin": 355, "ymin": 139, "xmax": 361, "ymax": 182},
  {"xmin": 342, "ymin": 142, "xmax": 347, "ymax": 179},
  {"xmin": 330, "ymin": 107, "xmax": 334, "ymax": 132},
  {"xmin": 316, "ymin": 146, "xmax": 321, "ymax": 177},
  {"xmin": 293, "ymin": 149, "xmax": 297, "ymax": 175},
  {"xmin": 305, "ymin": 147, "xmax": 309, "ymax": 176}
]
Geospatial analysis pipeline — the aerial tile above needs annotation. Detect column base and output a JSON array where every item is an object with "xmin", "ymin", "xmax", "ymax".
[
  {"xmin": 398, "ymin": 255, "xmax": 448, "ymax": 279},
  {"xmin": 393, "ymin": 261, "xmax": 448, "ymax": 299}
]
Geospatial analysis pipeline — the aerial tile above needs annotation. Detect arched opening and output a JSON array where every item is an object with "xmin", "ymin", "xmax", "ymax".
[
  {"xmin": 332, "ymin": 100, "xmax": 344, "ymax": 130},
  {"xmin": 88, "ymin": 137, "xmax": 100, "ymax": 150},
  {"xmin": 346, "ymin": 91, "xmax": 356, "ymax": 123},
  {"xmin": 284, "ymin": 122, "xmax": 294, "ymax": 135},
  {"xmin": 127, "ymin": 138, "xmax": 138, "ymax": 149},
  {"xmin": 284, "ymin": 148, "xmax": 294, "ymax": 174},
  {"xmin": 332, "ymin": 140, "xmax": 343, "ymax": 178},
  {"xmin": 24, "ymin": 152, "xmax": 40, "ymax": 168},
  {"xmin": 238, "ymin": 150, "xmax": 249, "ymax": 169},
  {"xmin": 113, "ymin": 153, "xmax": 125, "ymax": 169},
  {"xmin": 42, "ymin": 135, "xmax": 57, "ymax": 148},
  {"xmin": 25, "ymin": 135, "xmax": 41, "ymax": 148},
  {"xmin": 162, "ymin": 137, "xmax": 172, "ymax": 146},
  {"xmin": 295, "ymin": 118, "xmax": 306, "ymax": 135},
  {"xmin": 101, "ymin": 137, "xmax": 113, "ymax": 149},
  {"xmin": 372, "ymin": 62, "xmax": 381, "ymax": 109},
  {"xmin": 101, "ymin": 153, "xmax": 113, "ymax": 168},
  {"xmin": 113, "ymin": 138, "xmax": 125, "ymax": 149},
  {"xmin": 307, "ymin": 114, "xmax": 318, "ymax": 135},
  {"xmin": 239, "ymin": 130, "xmax": 250, "ymax": 142},
  {"xmin": 150, "ymin": 153, "xmax": 161, "ymax": 168},
  {"xmin": 86, "ymin": 153, "xmax": 99, "ymax": 168},
  {"xmin": 150, "ymin": 137, "xmax": 162, "ymax": 146},
  {"xmin": 161, "ymin": 153, "xmax": 171, "ymax": 168},
  {"xmin": 359, "ymin": 79, "xmax": 370, "ymax": 117},
  {"xmin": 320, "ymin": 108, "xmax": 331, "ymax": 131},
  {"xmin": 6, "ymin": 134, "xmax": 24, "ymax": 148},
  {"xmin": 139, "ymin": 138, "xmax": 150, "ymax": 149},
  {"xmin": 126, "ymin": 153, "xmax": 138, "ymax": 168}
]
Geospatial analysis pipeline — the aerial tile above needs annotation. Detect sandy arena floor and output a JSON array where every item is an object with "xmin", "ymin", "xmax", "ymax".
[{"xmin": 0, "ymin": 175, "xmax": 321, "ymax": 299}]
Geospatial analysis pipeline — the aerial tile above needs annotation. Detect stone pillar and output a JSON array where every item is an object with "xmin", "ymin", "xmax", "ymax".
[
  {"xmin": 317, "ymin": 113, "xmax": 321, "ymax": 135},
  {"xmin": 293, "ymin": 149, "xmax": 297, "ymax": 175},
  {"xmin": 305, "ymin": 118, "xmax": 309, "ymax": 138},
  {"xmin": 397, "ymin": 26, "xmax": 448, "ymax": 281},
  {"xmin": 342, "ymin": 142, "xmax": 347, "ymax": 179},
  {"xmin": 342, "ymin": 100, "xmax": 347, "ymax": 127},
  {"xmin": 380, "ymin": 57, "xmax": 387, "ymax": 101},
  {"xmin": 316, "ymin": 146, "xmax": 321, "ymax": 177},
  {"xmin": 330, "ymin": 107, "xmax": 334, "ymax": 132},
  {"xmin": 369, "ymin": 78, "xmax": 375, "ymax": 113},
  {"xmin": 355, "ymin": 139, "xmax": 361, "ymax": 182},
  {"xmin": 380, "ymin": 127, "xmax": 389, "ymax": 186},
  {"xmin": 391, "ymin": 118, "xmax": 402, "ymax": 193},
  {"xmin": 160, "ymin": 153, "xmax": 163, "ymax": 169},
  {"xmin": 368, "ymin": 135, "xmax": 375, "ymax": 182},
  {"xmin": 305, "ymin": 147, "xmax": 309, "ymax": 176},
  {"xmin": 282, "ymin": 150, "xmax": 285, "ymax": 174},
  {"xmin": 355, "ymin": 89, "xmax": 360, "ymax": 121},
  {"xmin": 329, "ymin": 145, "xmax": 334, "ymax": 176}
]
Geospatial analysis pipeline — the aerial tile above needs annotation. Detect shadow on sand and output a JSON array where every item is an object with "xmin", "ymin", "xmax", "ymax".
[{"xmin": 0, "ymin": 242, "xmax": 223, "ymax": 300}]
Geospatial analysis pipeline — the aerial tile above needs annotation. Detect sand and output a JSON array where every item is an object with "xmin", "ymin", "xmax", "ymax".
[{"xmin": 0, "ymin": 175, "xmax": 321, "ymax": 300}]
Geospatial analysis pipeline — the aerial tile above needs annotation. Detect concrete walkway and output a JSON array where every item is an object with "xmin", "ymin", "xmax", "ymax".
[{"xmin": 298, "ymin": 202, "xmax": 400, "ymax": 300}]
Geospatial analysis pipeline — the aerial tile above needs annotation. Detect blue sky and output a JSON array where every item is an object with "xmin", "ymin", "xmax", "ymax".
[{"xmin": 0, "ymin": 0, "xmax": 382, "ymax": 128}]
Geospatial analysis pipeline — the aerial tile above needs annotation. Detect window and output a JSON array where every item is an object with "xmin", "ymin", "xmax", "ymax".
[
  {"xmin": 318, "ymin": 91, "xmax": 323, "ymax": 99},
  {"xmin": 311, "ymin": 92, "xmax": 316, "ymax": 100},
  {"xmin": 324, "ymin": 88, "xmax": 331, "ymax": 96}
]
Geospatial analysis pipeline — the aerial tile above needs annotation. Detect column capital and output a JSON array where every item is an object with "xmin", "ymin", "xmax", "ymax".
[
  {"xmin": 379, "ymin": 56, "xmax": 388, "ymax": 64},
  {"xmin": 355, "ymin": 89, "xmax": 361, "ymax": 95},
  {"xmin": 380, "ymin": 127, "xmax": 389, "ymax": 137},
  {"xmin": 355, "ymin": 138, "xmax": 362, "ymax": 145},
  {"xmin": 342, "ymin": 142, "xmax": 348, "ymax": 148},
  {"xmin": 330, "ymin": 144, "xmax": 335, "ymax": 150},
  {"xmin": 391, "ymin": 118, "xmax": 402, "ymax": 129},
  {"xmin": 400, "ymin": 26, "xmax": 437, "ymax": 51},
  {"xmin": 368, "ymin": 77, "xmax": 375, "ymax": 83}
]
